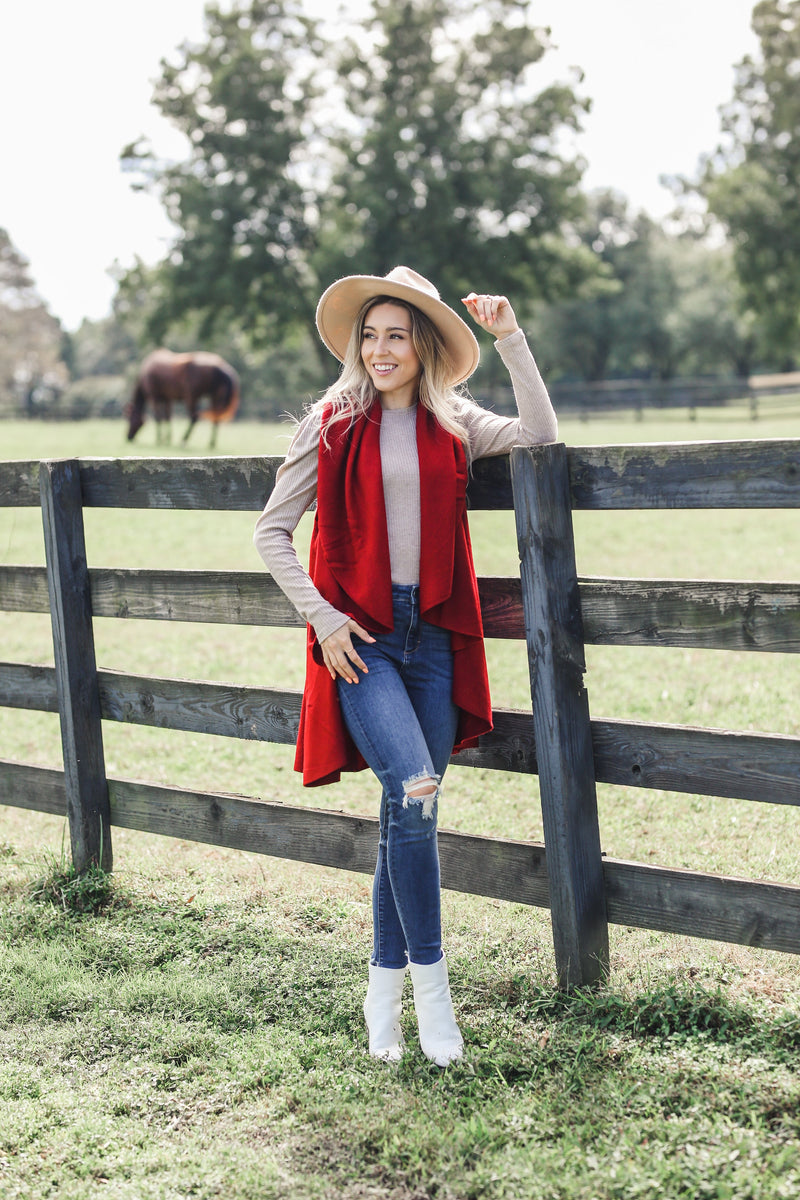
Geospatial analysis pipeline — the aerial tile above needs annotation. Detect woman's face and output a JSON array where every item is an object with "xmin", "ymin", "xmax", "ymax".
[{"xmin": 360, "ymin": 302, "xmax": 422, "ymax": 409}]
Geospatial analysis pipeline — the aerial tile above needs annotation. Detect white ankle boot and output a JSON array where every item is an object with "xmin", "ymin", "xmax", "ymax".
[
  {"xmin": 409, "ymin": 955, "xmax": 464, "ymax": 1067},
  {"xmin": 364, "ymin": 964, "xmax": 406, "ymax": 1061}
]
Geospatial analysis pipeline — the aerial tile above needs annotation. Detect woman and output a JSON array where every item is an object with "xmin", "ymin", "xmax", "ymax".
[{"xmin": 254, "ymin": 267, "xmax": 557, "ymax": 1066}]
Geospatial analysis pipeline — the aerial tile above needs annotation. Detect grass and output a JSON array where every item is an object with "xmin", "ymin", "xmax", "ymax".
[
  {"xmin": 1, "ymin": 408, "xmax": 800, "ymax": 1198},
  {"xmin": 27, "ymin": 849, "xmax": 116, "ymax": 914},
  {"xmin": 2, "ymin": 820, "xmax": 800, "ymax": 1199}
]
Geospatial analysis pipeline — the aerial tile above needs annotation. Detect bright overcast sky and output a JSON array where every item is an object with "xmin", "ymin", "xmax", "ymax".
[{"xmin": 2, "ymin": 0, "xmax": 759, "ymax": 331}]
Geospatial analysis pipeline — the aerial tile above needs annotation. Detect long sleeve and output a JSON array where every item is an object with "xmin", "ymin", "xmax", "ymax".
[
  {"xmin": 462, "ymin": 329, "xmax": 558, "ymax": 458},
  {"xmin": 253, "ymin": 413, "xmax": 351, "ymax": 644}
]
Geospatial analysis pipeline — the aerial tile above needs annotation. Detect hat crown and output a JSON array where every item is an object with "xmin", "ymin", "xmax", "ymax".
[{"xmin": 381, "ymin": 266, "xmax": 441, "ymax": 303}]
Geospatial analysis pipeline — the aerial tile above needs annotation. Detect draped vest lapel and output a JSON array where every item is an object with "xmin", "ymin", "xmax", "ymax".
[{"xmin": 294, "ymin": 401, "xmax": 493, "ymax": 787}]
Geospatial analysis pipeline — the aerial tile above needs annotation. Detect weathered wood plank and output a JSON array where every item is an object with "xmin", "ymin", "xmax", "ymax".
[
  {"xmin": 4, "ymin": 661, "xmax": 798, "ymax": 806},
  {"xmin": 0, "ymin": 760, "xmax": 550, "ymax": 906},
  {"xmin": 98, "ymin": 671, "xmax": 302, "ymax": 744},
  {"xmin": 591, "ymin": 718, "xmax": 800, "ymax": 806},
  {"xmin": 110, "ymin": 778, "xmax": 379, "ymax": 872},
  {"xmin": 3, "ymin": 565, "xmax": 799, "ymax": 657},
  {"xmin": 94, "ymin": 672, "xmax": 543, "ymax": 771},
  {"xmin": 0, "ymin": 460, "xmax": 41, "ymax": 507},
  {"xmin": 0, "ymin": 456, "xmax": 514, "ymax": 513},
  {"xmin": 456, "ymin": 708, "xmax": 539, "ymax": 775},
  {"xmin": 0, "ymin": 662, "xmax": 58, "ymax": 711},
  {"xmin": 6, "ymin": 441, "xmax": 800, "ymax": 514},
  {"xmin": 477, "ymin": 576, "xmax": 525, "ymax": 638},
  {"xmin": 0, "ymin": 565, "xmax": 51, "ymax": 612},
  {"xmin": 603, "ymin": 859, "xmax": 800, "ymax": 954},
  {"xmin": 5, "ymin": 759, "xmax": 798, "ymax": 955},
  {"xmin": 568, "ymin": 439, "xmax": 800, "ymax": 509},
  {"xmin": 75, "ymin": 455, "xmax": 515, "ymax": 512},
  {"xmin": 86, "ymin": 570, "xmax": 800, "ymax": 652},
  {"xmin": 580, "ymin": 578, "xmax": 800, "ymax": 652},
  {"xmin": 0, "ymin": 661, "xmax": 537, "ymax": 771},
  {"xmin": 0, "ymin": 760, "xmax": 66, "ymax": 815},
  {"xmin": 60, "ymin": 456, "xmax": 509, "ymax": 514},
  {"xmin": 77, "ymin": 457, "xmax": 282, "ymax": 511},
  {"xmin": 89, "ymin": 570, "xmax": 518, "ymax": 636},
  {"xmin": 89, "ymin": 568, "xmax": 304, "ymax": 626},
  {"xmin": 512, "ymin": 442, "xmax": 609, "ymax": 988},
  {"xmin": 2, "ymin": 564, "xmax": 513, "ymax": 634},
  {"xmin": 105, "ymin": 777, "xmax": 553, "ymax": 906},
  {"xmin": 468, "ymin": 456, "xmax": 514, "ymax": 510},
  {"xmin": 39, "ymin": 460, "xmax": 112, "ymax": 871}
]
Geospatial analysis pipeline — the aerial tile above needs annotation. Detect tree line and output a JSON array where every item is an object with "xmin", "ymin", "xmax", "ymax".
[{"xmin": 3, "ymin": 0, "xmax": 800, "ymax": 420}]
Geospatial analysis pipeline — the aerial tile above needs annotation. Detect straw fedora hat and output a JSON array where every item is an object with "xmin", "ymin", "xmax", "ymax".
[{"xmin": 315, "ymin": 266, "xmax": 480, "ymax": 385}]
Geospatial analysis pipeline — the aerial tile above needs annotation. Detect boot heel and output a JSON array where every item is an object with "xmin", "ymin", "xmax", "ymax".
[{"xmin": 408, "ymin": 955, "xmax": 463, "ymax": 1067}]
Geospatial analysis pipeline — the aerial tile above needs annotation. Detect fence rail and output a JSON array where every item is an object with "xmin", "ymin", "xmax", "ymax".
[
  {"xmin": 1, "ymin": 440, "xmax": 799, "ymax": 988},
  {"xmin": 545, "ymin": 371, "xmax": 800, "ymax": 420}
]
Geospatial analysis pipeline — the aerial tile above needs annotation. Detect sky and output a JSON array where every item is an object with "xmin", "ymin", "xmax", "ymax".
[{"xmin": 2, "ymin": 0, "xmax": 760, "ymax": 332}]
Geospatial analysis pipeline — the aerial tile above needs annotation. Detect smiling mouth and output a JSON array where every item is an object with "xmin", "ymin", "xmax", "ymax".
[{"xmin": 372, "ymin": 364, "xmax": 396, "ymax": 376}]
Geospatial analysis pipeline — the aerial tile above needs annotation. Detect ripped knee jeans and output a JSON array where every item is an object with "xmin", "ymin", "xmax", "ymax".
[{"xmin": 337, "ymin": 584, "xmax": 459, "ymax": 968}]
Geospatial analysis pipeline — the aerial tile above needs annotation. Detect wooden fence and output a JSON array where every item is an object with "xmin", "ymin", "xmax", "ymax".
[
  {"xmin": 1, "ymin": 441, "xmax": 799, "ymax": 990},
  {"xmin": 489, "ymin": 372, "xmax": 800, "ymax": 421}
]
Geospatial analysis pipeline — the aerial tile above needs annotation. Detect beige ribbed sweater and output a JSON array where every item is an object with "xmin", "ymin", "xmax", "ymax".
[{"xmin": 253, "ymin": 329, "xmax": 557, "ymax": 643}]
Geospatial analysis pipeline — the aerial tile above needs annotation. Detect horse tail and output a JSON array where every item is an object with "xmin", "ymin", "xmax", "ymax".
[{"xmin": 203, "ymin": 365, "xmax": 240, "ymax": 425}]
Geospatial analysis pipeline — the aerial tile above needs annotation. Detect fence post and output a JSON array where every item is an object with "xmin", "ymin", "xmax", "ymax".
[
  {"xmin": 510, "ymin": 443, "xmax": 608, "ymax": 989},
  {"xmin": 39, "ymin": 460, "xmax": 112, "ymax": 872}
]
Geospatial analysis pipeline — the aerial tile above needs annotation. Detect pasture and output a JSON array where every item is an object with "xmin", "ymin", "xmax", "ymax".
[{"xmin": 1, "ymin": 407, "xmax": 800, "ymax": 1199}]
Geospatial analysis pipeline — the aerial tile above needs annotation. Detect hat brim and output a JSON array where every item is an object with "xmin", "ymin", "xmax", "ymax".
[{"xmin": 315, "ymin": 274, "xmax": 480, "ymax": 386}]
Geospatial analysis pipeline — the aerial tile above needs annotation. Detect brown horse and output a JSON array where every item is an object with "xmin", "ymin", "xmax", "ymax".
[{"xmin": 126, "ymin": 349, "xmax": 240, "ymax": 447}]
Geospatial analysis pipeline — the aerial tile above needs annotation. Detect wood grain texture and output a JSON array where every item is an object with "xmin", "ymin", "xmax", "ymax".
[
  {"xmin": 104, "ymin": 777, "xmax": 553, "ymax": 906},
  {"xmin": 591, "ymin": 718, "xmax": 800, "ymax": 805},
  {"xmin": 603, "ymin": 858, "xmax": 800, "ymax": 954},
  {"xmin": 0, "ymin": 460, "xmax": 41, "ymax": 507},
  {"xmin": 0, "ymin": 455, "xmax": 514, "ymax": 513},
  {"xmin": 97, "ymin": 671, "xmax": 302, "ymax": 744},
  {"xmin": 88, "ymin": 568, "xmax": 304, "ymax": 626},
  {"xmin": 39, "ymin": 460, "xmax": 112, "ymax": 871},
  {"xmin": 567, "ymin": 439, "xmax": 800, "ymax": 509},
  {"xmin": 3, "ymin": 566, "xmax": 798, "ymax": 657},
  {"xmin": 0, "ymin": 565, "xmax": 51, "ymax": 613},
  {"xmin": 4, "ymin": 441, "xmax": 800, "ymax": 514},
  {"xmin": 580, "ymin": 578, "xmax": 800, "ymax": 652},
  {"xmin": 77, "ymin": 456, "xmax": 282, "ymax": 511},
  {"xmin": 4, "ymin": 759, "xmax": 798, "ymax": 954},
  {"xmin": 0, "ymin": 660, "xmax": 540, "ymax": 772},
  {"xmin": 0, "ymin": 662, "xmax": 59, "ymax": 711},
  {"xmin": 3, "ymin": 663, "xmax": 798, "ymax": 806},
  {"xmin": 0, "ymin": 760, "xmax": 66, "ymax": 815},
  {"xmin": 512, "ymin": 442, "xmax": 609, "ymax": 987}
]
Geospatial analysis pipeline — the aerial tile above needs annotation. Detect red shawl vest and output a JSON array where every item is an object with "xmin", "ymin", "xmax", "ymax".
[{"xmin": 294, "ymin": 399, "xmax": 493, "ymax": 786}]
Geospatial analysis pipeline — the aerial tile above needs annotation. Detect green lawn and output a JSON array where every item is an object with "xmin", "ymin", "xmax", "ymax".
[{"xmin": 1, "ymin": 410, "xmax": 799, "ymax": 1199}]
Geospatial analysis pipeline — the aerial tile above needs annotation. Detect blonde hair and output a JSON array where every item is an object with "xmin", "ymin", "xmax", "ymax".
[{"xmin": 310, "ymin": 296, "xmax": 470, "ymax": 448}]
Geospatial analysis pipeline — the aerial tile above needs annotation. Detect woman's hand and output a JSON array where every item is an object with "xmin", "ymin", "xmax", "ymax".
[
  {"xmin": 321, "ymin": 619, "xmax": 375, "ymax": 683},
  {"xmin": 461, "ymin": 292, "xmax": 520, "ymax": 340}
]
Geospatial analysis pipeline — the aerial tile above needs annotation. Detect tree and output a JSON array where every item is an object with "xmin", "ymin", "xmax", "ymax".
[
  {"xmin": 122, "ymin": 0, "xmax": 324, "ymax": 357},
  {"xmin": 66, "ymin": 315, "xmax": 140, "ymax": 380},
  {"xmin": 532, "ymin": 193, "xmax": 757, "ymax": 381},
  {"xmin": 316, "ymin": 0, "xmax": 593, "ymax": 304},
  {"xmin": 0, "ymin": 228, "xmax": 67, "ymax": 414},
  {"xmin": 698, "ymin": 0, "xmax": 800, "ymax": 365},
  {"xmin": 120, "ymin": 0, "xmax": 594, "ymax": 364}
]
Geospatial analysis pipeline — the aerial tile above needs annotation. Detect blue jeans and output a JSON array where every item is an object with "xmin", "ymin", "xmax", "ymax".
[{"xmin": 337, "ymin": 585, "xmax": 459, "ymax": 968}]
